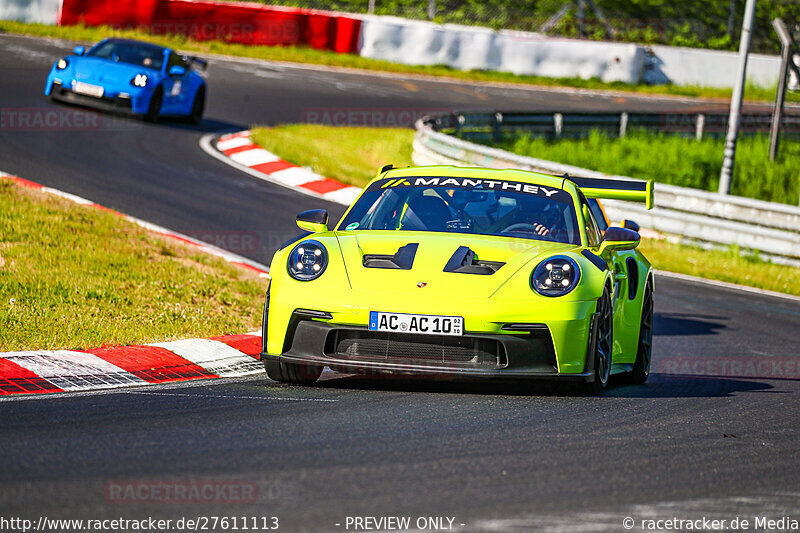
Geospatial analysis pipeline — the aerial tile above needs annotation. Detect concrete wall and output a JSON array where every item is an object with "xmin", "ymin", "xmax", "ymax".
[
  {"xmin": 646, "ymin": 44, "xmax": 797, "ymax": 89},
  {"xmin": 359, "ymin": 16, "xmax": 646, "ymax": 84},
  {"xmin": 0, "ymin": 0, "xmax": 62, "ymax": 24}
]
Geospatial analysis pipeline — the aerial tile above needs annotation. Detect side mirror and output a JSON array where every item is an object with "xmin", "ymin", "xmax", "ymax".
[
  {"xmin": 73, "ymin": 46, "xmax": 85, "ymax": 56},
  {"xmin": 598, "ymin": 226, "xmax": 640, "ymax": 255},
  {"xmin": 296, "ymin": 209, "xmax": 328, "ymax": 234},
  {"xmin": 621, "ymin": 219, "xmax": 640, "ymax": 232},
  {"xmin": 168, "ymin": 65, "xmax": 186, "ymax": 77}
]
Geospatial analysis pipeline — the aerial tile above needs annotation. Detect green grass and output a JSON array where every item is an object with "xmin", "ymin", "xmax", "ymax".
[
  {"xmin": 491, "ymin": 131, "xmax": 800, "ymax": 205},
  {"xmin": 0, "ymin": 179, "xmax": 268, "ymax": 351},
  {"xmin": 2, "ymin": 20, "xmax": 798, "ymax": 103},
  {"xmin": 251, "ymin": 125, "xmax": 414, "ymax": 187},
  {"xmin": 249, "ymin": 123, "xmax": 800, "ymax": 296}
]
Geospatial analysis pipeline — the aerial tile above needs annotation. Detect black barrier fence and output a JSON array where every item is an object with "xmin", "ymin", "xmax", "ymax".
[{"xmin": 427, "ymin": 111, "xmax": 800, "ymax": 143}]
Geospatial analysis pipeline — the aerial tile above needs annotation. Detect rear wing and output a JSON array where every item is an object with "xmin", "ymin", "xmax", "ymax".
[
  {"xmin": 183, "ymin": 55, "xmax": 208, "ymax": 71},
  {"xmin": 566, "ymin": 175, "xmax": 654, "ymax": 210}
]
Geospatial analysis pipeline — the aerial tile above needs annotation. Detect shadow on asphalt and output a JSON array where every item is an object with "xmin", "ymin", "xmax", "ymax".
[
  {"xmin": 306, "ymin": 371, "xmax": 774, "ymax": 399},
  {"xmin": 149, "ymin": 116, "xmax": 249, "ymax": 133},
  {"xmin": 43, "ymin": 98, "xmax": 248, "ymax": 134},
  {"xmin": 654, "ymin": 312, "xmax": 728, "ymax": 336}
]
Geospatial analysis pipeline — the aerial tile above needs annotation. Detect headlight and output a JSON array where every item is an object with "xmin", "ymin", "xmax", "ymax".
[
  {"xmin": 131, "ymin": 74, "xmax": 148, "ymax": 87},
  {"xmin": 56, "ymin": 58, "xmax": 68, "ymax": 70},
  {"xmin": 531, "ymin": 255, "xmax": 581, "ymax": 297},
  {"xmin": 287, "ymin": 240, "xmax": 328, "ymax": 281}
]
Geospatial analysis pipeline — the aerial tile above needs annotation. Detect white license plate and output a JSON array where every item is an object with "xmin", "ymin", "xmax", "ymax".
[
  {"xmin": 369, "ymin": 311, "xmax": 463, "ymax": 336},
  {"xmin": 74, "ymin": 81, "xmax": 104, "ymax": 98}
]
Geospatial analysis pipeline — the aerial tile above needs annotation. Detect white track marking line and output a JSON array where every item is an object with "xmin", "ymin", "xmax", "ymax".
[
  {"xmin": 150, "ymin": 339, "xmax": 263, "ymax": 377},
  {"xmin": 41, "ymin": 187, "xmax": 95, "ymax": 205},
  {"xmin": 2, "ymin": 351, "xmax": 146, "ymax": 391},
  {"xmin": 655, "ymin": 269, "xmax": 800, "ymax": 303},
  {"xmin": 121, "ymin": 390, "xmax": 338, "ymax": 402},
  {"xmin": 228, "ymin": 148, "xmax": 280, "ymax": 167}
]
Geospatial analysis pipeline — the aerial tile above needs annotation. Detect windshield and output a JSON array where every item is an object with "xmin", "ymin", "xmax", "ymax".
[
  {"xmin": 87, "ymin": 41, "xmax": 164, "ymax": 70},
  {"xmin": 338, "ymin": 176, "xmax": 580, "ymax": 245}
]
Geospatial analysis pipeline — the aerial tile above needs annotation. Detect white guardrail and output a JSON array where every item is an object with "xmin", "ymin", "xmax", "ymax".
[{"xmin": 413, "ymin": 115, "xmax": 800, "ymax": 267}]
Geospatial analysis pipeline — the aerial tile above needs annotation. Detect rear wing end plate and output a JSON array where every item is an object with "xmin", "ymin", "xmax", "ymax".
[
  {"xmin": 567, "ymin": 176, "xmax": 654, "ymax": 210},
  {"xmin": 183, "ymin": 55, "xmax": 208, "ymax": 71}
]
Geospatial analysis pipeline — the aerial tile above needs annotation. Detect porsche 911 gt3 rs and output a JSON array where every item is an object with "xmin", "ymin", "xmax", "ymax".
[
  {"xmin": 261, "ymin": 166, "xmax": 655, "ymax": 393},
  {"xmin": 45, "ymin": 38, "xmax": 207, "ymax": 123}
]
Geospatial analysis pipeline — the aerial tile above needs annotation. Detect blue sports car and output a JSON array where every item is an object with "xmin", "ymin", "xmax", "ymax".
[{"xmin": 45, "ymin": 38, "xmax": 207, "ymax": 123}]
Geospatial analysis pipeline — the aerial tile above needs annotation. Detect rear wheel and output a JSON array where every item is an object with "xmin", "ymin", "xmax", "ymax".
[
  {"xmin": 265, "ymin": 360, "xmax": 322, "ymax": 385},
  {"xmin": 144, "ymin": 87, "xmax": 163, "ymax": 122},
  {"xmin": 189, "ymin": 86, "xmax": 205, "ymax": 125},
  {"xmin": 624, "ymin": 279, "xmax": 654, "ymax": 384},
  {"xmin": 585, "ymin": 286, "xmax": 613, "ymax": 394}
]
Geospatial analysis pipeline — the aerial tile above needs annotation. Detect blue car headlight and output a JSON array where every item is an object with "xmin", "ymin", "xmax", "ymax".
[
  {"xmin": 56, "ymin": 58, "xmax": 69, "ymax": 70},
  {"xmin": 531, "ymin": 255, "xmax": 581, "ymax": 297},
  {"xmin": 288, "ymin": 240, "xmax": 328, "ymax": 281},
  {"xmin": 131, "ymin": 74, "xmax": 148, "ymax": 88}
]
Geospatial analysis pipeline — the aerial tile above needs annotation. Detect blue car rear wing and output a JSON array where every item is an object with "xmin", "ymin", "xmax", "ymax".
[{"xmin": 183, "ymin": 55, "xmax": 208, "ymax": 71}]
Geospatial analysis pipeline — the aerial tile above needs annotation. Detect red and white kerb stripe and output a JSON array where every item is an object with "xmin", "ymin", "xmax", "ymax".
[
  {"xmin": 216, "ymin": 131, "xmax": 362, "ymax": 205},
  {"xmin": 0, "ymin": 334, "xmax": 264, "ymax": 396}
]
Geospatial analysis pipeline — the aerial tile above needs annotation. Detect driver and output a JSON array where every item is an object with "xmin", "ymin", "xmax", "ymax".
[{"xmin": 490, "ymin": 194, "xmax": 560, "ymax": 237}]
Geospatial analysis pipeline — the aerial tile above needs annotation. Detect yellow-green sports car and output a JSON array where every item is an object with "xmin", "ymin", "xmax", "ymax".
[{"xmin": 260, "ymin": 166, "xmax": 655, "ymax": 393}]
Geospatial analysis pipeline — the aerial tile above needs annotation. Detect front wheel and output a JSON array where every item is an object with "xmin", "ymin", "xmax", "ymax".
[
  {"xmin": 585, "ymin": 286, "xmax": 613, "ymax": 394},
  {"xmin": 144, "ymin": 87, "xmax": 163, "ymax": 123},
  {"xmin": 265, "ymin": 360, "xmax": 322, "ymax": 385},
  {"xmin": 189, "ymin": 86, "xmax": 205, "ymax": 125}
]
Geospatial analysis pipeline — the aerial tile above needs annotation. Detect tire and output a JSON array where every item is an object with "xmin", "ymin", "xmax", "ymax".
[
  {"xmin": 623, "ymin": 278, "xmax": 654, "ymax": 384},
  {"xmin": 585, "ymin": 285, "xmax": 613, "ymax": 394},
  {"xmin": 189, "ymin": 86, "xmax": 205, "ymax": 125},
  {"xmin": 265, "ymin": 360, "xmax": 322, "ymax": 385},
  {"xmin": 144, "ymin": 87, "xmax": 163, "ymax": 122}
]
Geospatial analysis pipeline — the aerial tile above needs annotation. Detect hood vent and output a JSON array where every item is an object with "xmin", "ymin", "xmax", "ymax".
[
  {"xmin": 444, "ymin": 246, "xmax": 505, "ymax": 275},
  {"xmin": 363, "ymin": 243, "xmax": 419, "ymax": 270}
]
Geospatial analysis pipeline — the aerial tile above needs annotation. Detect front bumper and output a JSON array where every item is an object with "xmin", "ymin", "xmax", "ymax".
[
  {"xmin": 49, "ymin": 80, "xmax": 154, "ymax": 115},
  {"xmin": 261, "ymin": 313, "xmax": 595, "ymax": 381}
]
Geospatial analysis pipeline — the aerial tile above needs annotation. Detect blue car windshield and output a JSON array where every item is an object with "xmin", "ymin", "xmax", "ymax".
[
  {"xmin": 87, "ymin": 41, "xmax": 164, "ymax": 70},
  {"xmin": 338, "ymin": 176, "xmax": 581, "ymax": 245}
]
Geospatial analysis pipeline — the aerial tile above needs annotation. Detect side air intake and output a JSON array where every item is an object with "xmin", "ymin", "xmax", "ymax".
[
  {"xmin": 443, "ymin": 246, "xmax": 504, "ymax": 275},
  {"xmin": 363, "ymin": 243, "xmax": 419, "ymax": 270}
]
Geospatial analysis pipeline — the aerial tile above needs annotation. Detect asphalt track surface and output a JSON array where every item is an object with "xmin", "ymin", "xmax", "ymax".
[{"xmin": 1, "ymin": 33, "xmax": 800, "ymax": 531}]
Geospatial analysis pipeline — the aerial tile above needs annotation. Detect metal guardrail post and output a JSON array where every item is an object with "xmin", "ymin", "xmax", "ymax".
[
  {"xmin": 619, "ymin": 112, "xmax": 628, "ymax": 138},
  {"xmin": 492, "ymin": 112, "xmax": 503, "ymax": 143},
  {"xmin": 770, "ymin": 18, "xmax": 797, "ymax": 163},
  {"xmin": 554, "ymin": 113, "xmax": 563, "ymax": 139},
  {"xmin": 696, "ymin": 114, "xmax": 705, "ymax": 141},
  {"xmin": 719, "ymin": 0, "xmax": 757, "ymax": 195}
]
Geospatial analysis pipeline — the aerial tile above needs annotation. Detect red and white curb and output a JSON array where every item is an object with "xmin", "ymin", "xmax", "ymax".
[
  {"xmin": 200, "ymin": 130, "xmax": 362, "ymax": 206},
  {"xmin": 1, "ymin": 172, "xmax": 272, "ymax": 397},
  {"xmin": 0, "ymin": 333, "xmax": 264, "ymax": 396},
  {"xmin": 0, "ymin": 172, "xmax": 270, "ymax": 278}
]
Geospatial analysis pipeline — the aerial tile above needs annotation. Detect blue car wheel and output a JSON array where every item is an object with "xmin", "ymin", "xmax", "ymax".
[{"xmin": 144, "ymin": 87, "xmax": 163, "ymax": 123}]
